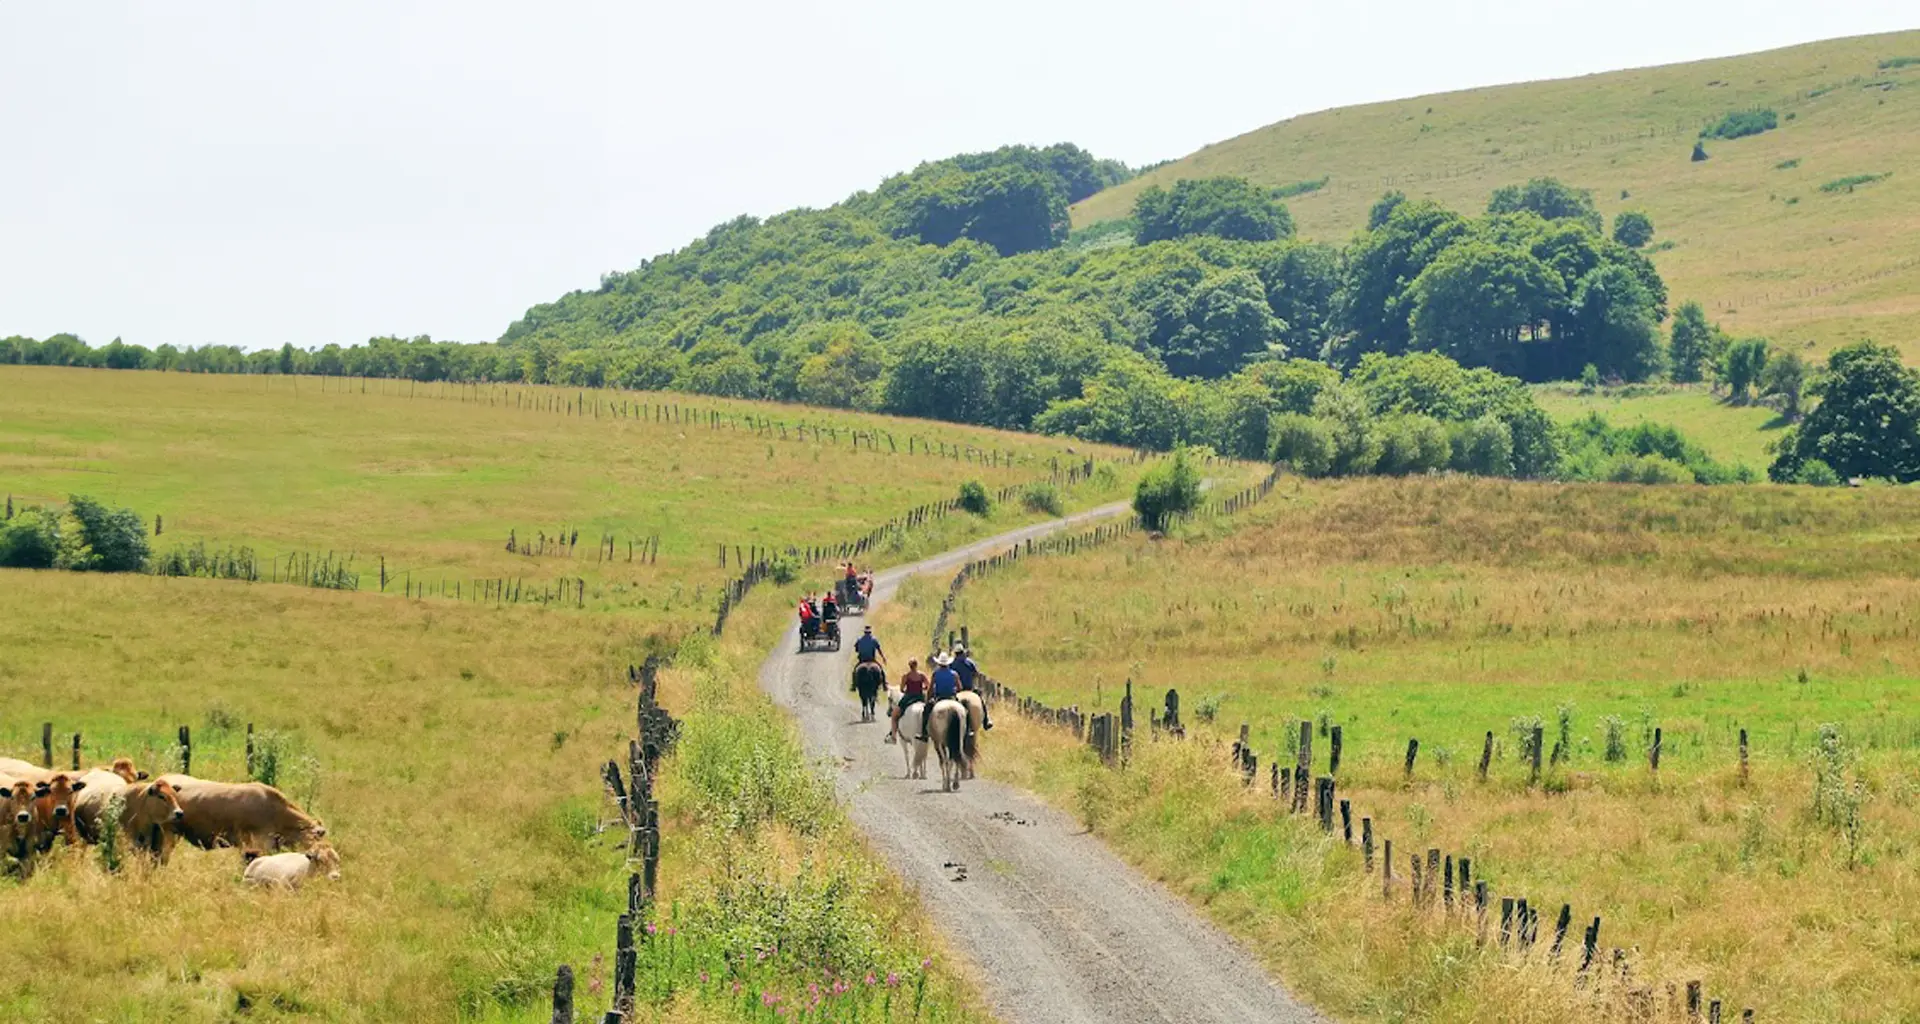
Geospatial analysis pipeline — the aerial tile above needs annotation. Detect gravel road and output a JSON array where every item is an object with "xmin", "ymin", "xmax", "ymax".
[{"xmin": 760, "ymin": 505, "xmax": 1327, "ymax": 1024}]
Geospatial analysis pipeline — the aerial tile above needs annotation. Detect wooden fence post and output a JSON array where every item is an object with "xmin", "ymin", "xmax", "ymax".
[
  {"xmin": 550, "ymin": 964, "xmax": 575, "ymax": 1024},
  {"xmin": 1426, "ymin": 849, "xmax": 1440, "ymax": 905},
  {"xmin": 1530, "ymin": 723, "xmax": 1544, "ymax": 785},
  {"xmin": 1443, "ymin": 855, "xmax": 1454, "ymax": 911},
  {"xmin": 1551, "ymin": 904, "xmax": 1572, "ymax": 961},
  {"xmin": 1475, "ymin": 881, "xmax": 1490, "ymax": 946},
  {"xmin": 246, "ymin": 723, "xmax": 256, "ymax": 778},
  {"xmin": 1738, "ymin": 728, "xmax": 1749, "ymax": 786},
  {"xmin": 1340, "ymin": 799, "xmax": 1352, "ymax": 844},
  {"xmin": 178, "ymin": 725, "xmax": 192, "ymax": 775},
  {"xmin": 1651, "ymin": 726, "xmax": 1663, "ymax": 775},
  {"xmin": 71, "ymin": 733, "xmax": 81, "ymax": 771},
  {"xmin": 41, "ymin": 722, "xmax": 52, "ymax": 768},
  {"xmin": 1479, "ymin": 730, "xmax": 1494, "ymax": 780},
  {"xmin": 1362, "ymin": 818, "xmax": 1374, "ymax": 871},
  {"xmin": 1404, "ymin": 737, "xmax": 1419, "ymax": 778},
  {"xmin": 1329, "ymin": 725, "xmax": 1342, "ymax": 775},
  {"xmin": 1500, "ymin": 898, "xmax": 1515, "ymax": 948},
  {"xmin": 1382, "ymin": 839, "xmax": 1393, "ymax": 897}
]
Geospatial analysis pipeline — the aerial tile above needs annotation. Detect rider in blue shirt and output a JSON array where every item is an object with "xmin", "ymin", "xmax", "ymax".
[
  {"xmin": 922, "ymin": 652, "xmax": 960, "ymax": 740},
  {"xmin": 854, "ymin": 626, "xmax": 884, "ymax": 666},
  {"xmin": 952, "ymin": 644, "xmax": 992, "ymax": 730}
]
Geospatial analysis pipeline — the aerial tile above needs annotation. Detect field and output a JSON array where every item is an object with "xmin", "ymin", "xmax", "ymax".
[
  {"xmin": 897, "ymin": 477, "xmax": 1920, "ymax": 1023},
  {"xmin": 1075, "ymin": 30, "xmax": 1920, "ymax": 364},
  {"xmin": 1533, "ymin": 384, "xmax": 1791, "ymax": 468},
  {"xmin": 0, "ymin": 366, "xmax": 1139, "ymax": 1022},
  {"xmin": 0, "ymin": 366, "xmax": 1126, "ymax": 628}
]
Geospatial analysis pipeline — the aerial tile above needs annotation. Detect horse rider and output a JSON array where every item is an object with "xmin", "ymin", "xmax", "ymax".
[
  {"xmin": 921, "ymin": 651, "xmax": 960, "ymax": 741},
  {"xmin": 952, "ymin": 643, "xmax": 992, "ymax": 731},
  {"xmin": 888, "ymin": 657, "xmax": 926, "ymax": 744},
  {"xmin": 854, "ymin": 625, "xmax": 885, "ymax": 667}
]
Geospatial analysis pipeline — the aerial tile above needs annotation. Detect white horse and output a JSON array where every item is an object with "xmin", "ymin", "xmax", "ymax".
[
  {"xmin": 954, "ymin": 691, "xmax": 986, "ymax": 780},
  {"xmin": 889, "ymin": 687, "xmax": 930, "ymax": 780},
  {"xmin": 928, "ymin": 698, "xmax": 970, "ymax": 792}
]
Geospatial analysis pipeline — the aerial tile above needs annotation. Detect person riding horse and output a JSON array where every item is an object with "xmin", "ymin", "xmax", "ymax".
[
  {"xmin": 889, "ymin": 657, "xmax": 927, "ymax": 744},
  {"xmin": 921, "ymin": 651, "xmax": 960, "ymax": 741},
  {"xmin": 952, "ymin": 643, "xmax": 992, "ymax": 731},
  {"xmin": 852, "ymin": 655, "xmax": 887, "ymax": 722}
]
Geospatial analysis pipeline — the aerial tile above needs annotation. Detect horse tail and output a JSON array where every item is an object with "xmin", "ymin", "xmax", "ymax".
[{"xmin": 943, "ymin": 707, "xmax": 964, "ymax": 766}]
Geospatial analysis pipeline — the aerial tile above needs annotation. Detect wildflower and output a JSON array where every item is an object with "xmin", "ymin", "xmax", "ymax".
[
  {"xmin": 865, "ymin": 973, "xmax": 877, "ymax": 986},
  {"xmin": 886, "ymin": 972, "xmax": 900, "ymax": 987}
]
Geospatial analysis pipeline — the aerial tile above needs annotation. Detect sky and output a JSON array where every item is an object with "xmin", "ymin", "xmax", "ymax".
[{"xmin": 2, "ymin": 2, "xmax": 1914, "ymax": 351}]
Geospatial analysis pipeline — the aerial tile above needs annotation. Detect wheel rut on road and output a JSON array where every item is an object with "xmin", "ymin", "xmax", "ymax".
[{"xmin": 760, "ymin": 505, "xmax": 1326, "ymax": 1024}]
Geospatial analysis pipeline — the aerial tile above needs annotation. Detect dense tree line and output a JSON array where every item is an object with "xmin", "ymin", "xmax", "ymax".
[
  {"xmin": 17, "ymin": 141, "xmax": 1914, "ymax": 484},
  {"xmin": 0, "ymin": 494, "xmax": 149, "ymax": 571}
]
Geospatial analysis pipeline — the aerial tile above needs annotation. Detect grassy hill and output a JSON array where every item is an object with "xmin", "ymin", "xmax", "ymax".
[
  {"xmin": 1075, "ymin": 30, "xmax": 1920, "ymax": 363},
  {"xmin": 901, "ymin": 477, "xmax": 1920, "ymax": 1023},
  {"xmin": 1532, "ymin": 383, "xmax": 1791, "ymax": 468}
]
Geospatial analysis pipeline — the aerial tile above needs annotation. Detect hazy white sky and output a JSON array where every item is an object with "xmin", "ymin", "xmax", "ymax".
[{"xmin": 1, "ymin": 2, "xmax": 1912, "ymax": 351}]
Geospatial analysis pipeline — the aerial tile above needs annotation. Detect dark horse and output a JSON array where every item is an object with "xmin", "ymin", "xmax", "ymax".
[{"xmin": 852, "ymin": 660, "xmax": 887, "ymax": 723}]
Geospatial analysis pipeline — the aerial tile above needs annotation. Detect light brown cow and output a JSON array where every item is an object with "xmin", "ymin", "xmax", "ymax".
[
  {"xmin": 72, "ymin": 768, "xmax": 128, "ymax": 843},
  {"xmin": 0, "ymin": 757, "xmax": 48, "ymax": 780},
  {"xmin": 0, "ymin": 774, "xmax": 37, "ymax": 863},
  {"xmin": 157, "ymin": 775, "xmax": 327, "ymax": 852},
  {"xmin": 120, "ymin": 779, "xmax": 188, "ymax": 863},
  {"xmin": 29, "ymin": 772, "xmax": 88, "ymax": 851},
  {"xmin": 242, "ymin": 844, "xmax": 342, "ymax": 889},
  {"xmin": 107, "ymin": 758, "xmax": 149, "ymax": 784}
]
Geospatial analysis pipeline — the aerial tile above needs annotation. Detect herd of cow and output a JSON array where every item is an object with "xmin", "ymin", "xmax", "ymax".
[{"xmin": 0, "ymin": 754, "xmax": 340, "ymax": 888}]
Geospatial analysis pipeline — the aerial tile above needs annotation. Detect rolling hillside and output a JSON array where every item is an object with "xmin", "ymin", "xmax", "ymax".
[{"xmin": 1075, "ymin": 31, "xmax": 1920, "ymax": 362}]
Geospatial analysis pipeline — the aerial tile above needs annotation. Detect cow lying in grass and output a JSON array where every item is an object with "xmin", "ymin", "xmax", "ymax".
[{"xmin": 243, "ymin": 844, "xmax": 342, "ymax": 889}]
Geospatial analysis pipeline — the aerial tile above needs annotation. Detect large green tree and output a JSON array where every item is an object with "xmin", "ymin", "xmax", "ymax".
[
  {"xmin": 1133, "ymin": 178, "xmax": 1294, "ymax": 244},
  {"xmin": 1667, "ymin": 301, "xmax": 1721, "ymax": 383},
  {"xmin": 1487, "ymin": 177, "xmax": 1603, "ymax": 233},
  {"xmin": 1406, "ymin": 239, "xmax": 1564, "ymax": 373},
  {"xmin": 1771, "ymin": 342, "xmax": 1920, "ymax": 482}
]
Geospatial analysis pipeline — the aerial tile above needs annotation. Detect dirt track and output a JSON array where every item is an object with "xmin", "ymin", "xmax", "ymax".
[{"xmin": 760, "ymin": 506, "xmax": 1326, "ymax": 1024}]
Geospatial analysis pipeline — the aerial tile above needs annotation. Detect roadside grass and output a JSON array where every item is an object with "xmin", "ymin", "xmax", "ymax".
[
  {"xmin": 1532, "ymin": 384, "xmax": 1790, "ymax": 468},
  {"xmin": 897, "ymin": 476, "xmax": 1920, "ymax": 1024},
  {"xmin": 0, "ymin": 365, "xmax": 1127, "ymax": 630},
  {"xmin": 1072, "ymin": 29, "xmax": 1920, "ymax": 362}
]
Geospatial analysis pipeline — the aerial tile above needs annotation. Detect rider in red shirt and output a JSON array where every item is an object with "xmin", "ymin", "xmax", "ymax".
[{"xmin": 889, "ymin": 659, "xmax": 928, "ymax": 744}]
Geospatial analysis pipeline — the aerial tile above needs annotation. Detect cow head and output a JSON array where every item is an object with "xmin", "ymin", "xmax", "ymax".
[
  {"xmin": 141, "ymin": 779, "xmax": 186, "ymax": 826},
  {"xmin": 40, "ymin": 774, "xmax": 82, "ymax": 820},
  {"xmin": 110, "ymin": 758, "xmax": 147, "ymax": 784},
  {"xmin": 306, "ymin": 843, "xmax": 342, "ymax": 881},
  {"xmin": 0, "ymin": 782, "xmax": 30, "ymax": 826}
]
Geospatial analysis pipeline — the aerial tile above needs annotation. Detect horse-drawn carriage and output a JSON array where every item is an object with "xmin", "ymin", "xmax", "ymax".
[
  {"xmin": 799, "ymin": 614, "xmax": 840, "ymax": 653},
  {"xmin": 835, "ymin": 574, "xmax": 870, "ymax": 615}
]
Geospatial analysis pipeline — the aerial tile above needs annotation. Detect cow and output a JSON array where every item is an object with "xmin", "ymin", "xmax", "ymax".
[
  {"xmin": 107, "ymin": 758, "xmax": 149, "ymax": 784},
  {"xmin": 120, "ymin": 779, "xmax": 188, "ymax": 863},
  {"xmin": 0, "ymin": 774, "xmax": 37, "ymax": 866},
  {"xmin": 72, "ymin": 768, "xmax": 129, "ymax": 843},
  {"xmin": 0, "ymin": 757, "xmax": 48, "ymax": 780},
  {"xmin": 157, "ymin": 775, "xmax": 327, "ymax": 852},
  {"xmin": 242, "ymin": 844, "xmax": 342, "ymax": 889},
  {"xmin": 29, "ymin": 772, "xmax": 87, "ymax": 852}
]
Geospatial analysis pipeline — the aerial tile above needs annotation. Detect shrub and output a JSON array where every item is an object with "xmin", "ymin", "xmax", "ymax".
[
  {"xmin": 1019, "ymin": 481, "xmax": 1063, "ymax": 516},
  {"xmin": 1602, "ymin": 453, "xmax": 1694, "ymax": 484},
  {"xmin": 1718, "ymin": 338, "xmax": 1770, "ymax": 402},
  {"xmin": 1611, "ymin": 210, "xmax": 1654, "ymax": 248},
  {"xmin": 768, "ymin": 552, "xmax": 803, "ymax": 585},
  {"xmin": 0, "ymin": 506, "xmax": 61, "ymax": 568},
  {"xmin": 57, "ymin": 494, "xmax": 149, "ymax": 573},
  {"xmin": 1449, "ymin": 416, "xmax": 1515, "ymax": 477},
  {"xmin": 1599, "ymin": 715, "xmax": 1628, "ymax": 762},
  {"xmin": 1375, "ymin": 415, "xmax": 1450, "ymax": 476},
  {"xmin": 1579, "ymin": 363, "xmax": 1600, "ymax": 393},
  {"xmin": 1795, "ymin": 458, "xmax": 1842, "ymax": 487},
  {"xmin": 1271, "ymin": 176, "xmax": 1329, "ymax": 199},
  {"xmin": 956, "ymin": 480, "xmax": 991, "ymax": 516},
  {"xmin": 1691, "ymin": 141, "xmax": 1709, "ymax": 162},
  {"xmin": 1819, "ymin": 173, "xmax": 1890, "ymax": 194},
  {"xmin": 1775, "ymin": 158, "xmax": 1801, "ymax": 170},
  {"xmin": 1701, "ymin": 109, "xmax": 1778, "ymax": 140},
  {"xmin": 1878, "ymin": 56, "xmax": 1920, "ymax": 70},
  {"xmin": 1270, "ymin": 414, "xmax": 1335, "ymax": 477},
  {"xmin": 1132, "ymin": 448, "xmax": 1202, "ymax": 531}
]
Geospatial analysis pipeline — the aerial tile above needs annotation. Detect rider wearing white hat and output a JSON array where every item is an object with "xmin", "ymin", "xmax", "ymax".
[{"xmin": 922, "ymin": 651, "xmax": 960, "ymax": 741}]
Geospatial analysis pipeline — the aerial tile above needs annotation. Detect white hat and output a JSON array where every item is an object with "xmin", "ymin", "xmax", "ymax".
[{"xmin": 933, "ymin": 652, "xmax": 954, "ymax": 666}]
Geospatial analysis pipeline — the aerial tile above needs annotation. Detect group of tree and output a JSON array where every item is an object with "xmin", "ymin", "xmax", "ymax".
[
  {"xmin": 13, "ymin": 139, "xmax": 1918, "ymax": 485},
  {"xmin": 0, "ymin": 494, "xmax": 149, "ymax": 571}
]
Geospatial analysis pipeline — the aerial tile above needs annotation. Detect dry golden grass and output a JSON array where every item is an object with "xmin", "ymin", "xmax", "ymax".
[
  {"xmin": 0, "ymin": 571, "xmax": 643, "ymax": 1022},
  {"xmin": 0, "ymin": 365, "xmax": 1127, "ymax": 628},
  {"xmin": 1076, "ymin": 30, "xmax": 1920, "ymax": 362},
  {"xmin": 901, "ymin": 476, "xmax": 1920, "ymax": 1023}
]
